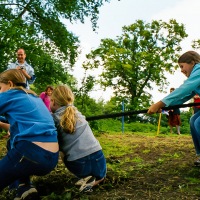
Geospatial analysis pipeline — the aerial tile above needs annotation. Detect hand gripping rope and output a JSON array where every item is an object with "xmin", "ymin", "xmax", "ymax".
[{"xmin": 86, "ymin": 102, "xmax": 200, "ymax": 121}]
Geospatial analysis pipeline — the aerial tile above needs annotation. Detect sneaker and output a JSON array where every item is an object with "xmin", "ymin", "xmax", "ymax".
[
  {"xmin": 79, "ymin": 176, "xmax": 96, "ymax": 192},
  {"xmin": 14, "ymin": 184, "xmax": 39, "ymax": 200},
  {"xmin": 75, "ymin": 176, "xmax": 93, "ymax": 186},
  {"xmin": 80, "ymin": 185, "xmax": 93, "ymax": 193},
  {"xmin": 194, "ymin": 158, "xmax": 200, "ymax": 166}
]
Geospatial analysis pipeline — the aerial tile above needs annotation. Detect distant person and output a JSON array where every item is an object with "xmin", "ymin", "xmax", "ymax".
[
  {"xmin": 167, "ymin": 88, "xmax": 181, "ymax": 135},
  {"xmin": 193, "ymin": 94, "xmax": 200, "ymax": 114},
  {"xmin": 50, "ymin": 85, "xmax": 107, "ymax": 192},
  {"xmin": 5, "ymin": 48, "xmax": 36, "ymax": 138},
  {"xmin": 147, "ymin": 50, "xmax": 200, "ymax": 166},
  {"xmin": 7, "ymin": 48, "xmax": 36, "ymax": 89},
  {"xmin": 39, "ymin": 85, "xmax": 54, "ymax": 112},
  {"xmin": 0, "ymin": 69, "xmax": 59, "ymax": 199}
]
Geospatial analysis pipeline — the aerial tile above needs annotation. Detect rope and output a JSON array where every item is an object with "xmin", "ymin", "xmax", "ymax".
[{"xmin": 86, "ymin": 102, "xmax": 200, "ymax": 121}]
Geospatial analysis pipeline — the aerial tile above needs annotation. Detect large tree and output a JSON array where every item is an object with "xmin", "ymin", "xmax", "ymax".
[
  {"xmin": 0, "ymin": 0, "xmax": 110, "ymax": 90},
  {"xmin": 83, "ymin": 19, "xmax": 188, "ymax": 110}
]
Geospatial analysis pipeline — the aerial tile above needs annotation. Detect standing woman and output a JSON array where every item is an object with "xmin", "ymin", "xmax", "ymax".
[
  {"xmin": 50, "ymin": 85, "xmax": 106, "ymax": 192},
  {"xmin": 0, "ymin": 69, "xmax": 59, "ymax": 200},
  {"xmin": 147, "ymin": 51, "xmax": 200, "ymax": 166}
]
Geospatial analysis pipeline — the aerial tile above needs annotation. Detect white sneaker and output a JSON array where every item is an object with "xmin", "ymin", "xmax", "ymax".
[
  {"xmin": 75, "ymin": 176, "xmax": 92, "ymax": 186},
  {"xmin": 14, "ymin": 184, "xmax": 39, "ymax": 200},
  {"xmin": 79, "ymin": 176, "xmax": 96, "ymax": 192}
]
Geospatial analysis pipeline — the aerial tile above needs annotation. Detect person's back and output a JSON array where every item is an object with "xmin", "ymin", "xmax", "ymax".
[
  {"xmin": 2, "ymin": 89, "xmax": 56, "ymax": 146},
  {"xmin": 53, "ymin": 109, "xmax": 102, "ymax": 161},
  {"xmin": 0, "ymin": 69, "xmax": 59, "ymax": 200},
  {"xmin": 51, "ymin": 85, "xmax": 106, "ymax": 192}
]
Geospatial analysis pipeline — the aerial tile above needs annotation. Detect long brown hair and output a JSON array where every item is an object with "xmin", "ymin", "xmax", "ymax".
[
  {"xmin": 51, "ymin": 85, "xmax": 77, "ymax": 134},
  {"xmin": 178, "ymin": 51, "xmax": 200, "ymax": 64}
]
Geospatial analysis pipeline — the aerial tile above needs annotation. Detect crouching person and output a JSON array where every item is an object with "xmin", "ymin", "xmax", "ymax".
[
  {"xmin": 0, "ymin": 69, "xmax": 59, "ymax": 200},
  {"xmin": 50, "ymin": 85, "xmax": 107, "ymax": 192}
]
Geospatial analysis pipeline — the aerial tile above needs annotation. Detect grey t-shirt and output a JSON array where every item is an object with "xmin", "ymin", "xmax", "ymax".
[{"xmin": 52, "ymin": 106, "xmax": 102, "ymax": 161}]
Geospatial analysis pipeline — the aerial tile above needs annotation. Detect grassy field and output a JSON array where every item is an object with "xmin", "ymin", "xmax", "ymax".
[{"xmin": 1, "ymin": 132, "xmax": 200, "ymax": 199}]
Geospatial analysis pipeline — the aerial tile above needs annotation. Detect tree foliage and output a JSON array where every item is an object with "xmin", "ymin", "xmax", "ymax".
[
  {"xmin": 0, "ymin": 0, "xmax": 110, "ymax": 90},
  {"xmin": 83, "ymin": 19, "xmax": 188, "ymax": 110}
]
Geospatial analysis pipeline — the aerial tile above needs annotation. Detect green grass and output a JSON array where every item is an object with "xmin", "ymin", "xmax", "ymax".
[{"xmin": 0, "ymin": 131, "xmax": 200, "ymax": 199}]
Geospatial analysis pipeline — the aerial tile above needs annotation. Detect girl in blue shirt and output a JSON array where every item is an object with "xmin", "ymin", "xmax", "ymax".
[
  {"xmin": 0, "ymin": 69, "xmax": 59, "ymax": 200},
  {"xmin": 147, "ymin": 51, "xmax": 200, "ymax": 166}
]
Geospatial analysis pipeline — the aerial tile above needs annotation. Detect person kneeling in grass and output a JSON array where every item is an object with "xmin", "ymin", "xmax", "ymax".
[
  {"xmin": 50, "ymin": 85, "xmax": 107, "ymax": 192},
  {"xmin": 0, "ymin": 69, "xmax": 59, "ymax": 200}
]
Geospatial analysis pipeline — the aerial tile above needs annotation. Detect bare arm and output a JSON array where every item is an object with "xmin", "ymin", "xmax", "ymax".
[{"xmin": 0, "ymin": 121, "xmax": 10, "ymax": 131}]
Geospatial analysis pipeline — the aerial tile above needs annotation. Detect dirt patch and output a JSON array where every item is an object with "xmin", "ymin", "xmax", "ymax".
[{"xmin": 1, "ymin": 134, "xmax": 200, "ymax": 200}]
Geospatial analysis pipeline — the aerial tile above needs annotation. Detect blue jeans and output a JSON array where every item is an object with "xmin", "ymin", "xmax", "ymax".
[
  {"xmin": 0, "ymin": 140, "xmax": 59, "ymax": 191},
  {"xmin": 64, "ymin": 150, "xmax": 106, "ymax": 180},
  {"xmin": 194, "ymin": 107, "xmax": 200, "ymax": 114},
  {"xmin": 190, "ymin": 111, "xmax": 200, "ymax": 155},
  {"xmin": 0, "ymin": 115, "xmax": 7, "ymax": 123}
]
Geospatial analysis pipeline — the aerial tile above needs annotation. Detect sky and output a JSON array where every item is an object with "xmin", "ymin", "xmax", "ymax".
[{"xmin": 65, "ymin": 0, "xmax": 200, "ymax": 103}]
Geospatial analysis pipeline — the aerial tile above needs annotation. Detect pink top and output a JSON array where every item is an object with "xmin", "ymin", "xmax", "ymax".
[{"xmin": 39, "ymin": 92, "xmax": 51, "ymax": 111}]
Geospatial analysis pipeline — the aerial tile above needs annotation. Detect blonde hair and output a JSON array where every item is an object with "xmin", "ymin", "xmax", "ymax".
[
  {"xmin": 51, "ymin": 85, "xmax": 77, "ymax": 134},
  {"xmin": 0, "ymin": 69, "xmax": 36, "ymax": 95}
]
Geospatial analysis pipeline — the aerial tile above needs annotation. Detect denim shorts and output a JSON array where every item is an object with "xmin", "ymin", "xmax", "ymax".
[
  {"xmin": 64, "ymin": 150, "xmax": 106, "ymax": 180},
  {"xmin": 0, "ymin": 140, "xmax": 59, "ymax": 191}
]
